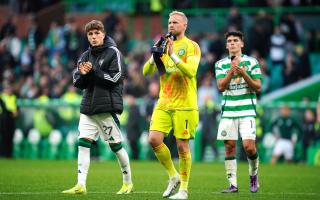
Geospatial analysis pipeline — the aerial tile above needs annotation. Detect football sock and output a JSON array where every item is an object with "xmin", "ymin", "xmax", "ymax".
[
  {"xmin": 115, "ymin": 146, "xmax": 132, "ymax": 184},
  {"xmin": 247, "ymin": 153, "xmax": 259, "ymax": 176},
  {"xmin": 77, "ymin": 138, "xmax": 92, "ymax": 186},
  {"xmin": 225, "ymin": 156, "xmax": 237, "ymax": 187},
  {"xmin": 179, "ymin": 151, "xmax": 192, "ymax": 191},
  {"xmin": 153, "ymin": 143, "xmax": 178, "ymax": 178}
]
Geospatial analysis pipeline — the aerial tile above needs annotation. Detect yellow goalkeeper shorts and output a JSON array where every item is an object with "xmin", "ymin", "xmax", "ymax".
[{"xmin": 150, "ymin": 108, "xmax": 199, "ymax": 139}]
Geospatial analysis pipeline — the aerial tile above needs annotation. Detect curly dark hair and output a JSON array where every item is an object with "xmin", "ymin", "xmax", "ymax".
[{"xmin": 224, "ymin": 31, "xmax": 244, "ymax": 41}]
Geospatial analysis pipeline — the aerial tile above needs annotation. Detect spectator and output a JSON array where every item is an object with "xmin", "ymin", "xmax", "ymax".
[
  {"xmin": 283, "ymin": 52, "xmax": 298, "ymax": 86},
  {"xmin": 64, "ymin": 17, "xmax": 83, "ymax": 61},
  {"xmin": 227, "ymin": 7, "xmax": 243, "ymax": 31},
  {"xmin": 248, "ymin": 15, "xmax": 271, "ymax": 58},
  {"xmin": 0, "ymin": 97, "xmax": 8, "ymax": 154},
  {"xmin": 103, "ymin": 9, "xmax": 119, "ymax": 37},
  {"xmin": 125, "ymin": 61, "xmax": 147, "ymax": 97},
  {"xmin": 302, "ymin": 109, "xmax": 317, "ymax": 162},
  {"xmin": 270, "ymin": 26, "xmax": 286, "ymax": 66},
  {"xmin": 143, "ymin": 80, "xmax": 159, "ymax": 130},
  {"xmin": 0, "ymin": 16, "xmax": 16, "ymax": 40},
  {"xmin": 279, "ymin": 14, "xmax": 299, "ymax": 44},
  {"xmin": 58, "ymin": 85, "xmax": 81, "ymax": 134},
  {"xmin": 208, "ymin": 32, "xmax": 224, "ymax": 62},
  {"xmin": 259, "ymin": 58, "xmax": 270, "ymax": 95},
  {"xmin": 197, "ymin": 73, "xmax": 219, "ymax": 109},
  {"xmin": 198, "ymin": 75, "xmax": 220, "ymax": 160},
  {"xmin": 271, "ymin": 105, "xmax": 300, "ymax": 164},
  {"xmin": 113, "ymin": 23, "xmax": 128, "ymax": 56},
  {"xmin": 172, "ymin": 0, "xmax": 193, "ymax": 9},
  {"xmin": 0, "ymin": 41, "xmax": 15, "ymax": 80},
  {"xmin": 129, "ymin": 32, "xmax": 150, "ymax": 62},
  {"xmin": 294, "ymin": 44, "xmax": 311, "ymax": 79},
  {"xmin": 27, "ymin": 16, "xmax": 43, "ymax": 54},
  {"xmin": 126, "ymin": 95, "xmax": 142, "ymax": 160},
  {"xmin": 308, "ymin": 30, "xmax": 320, "ymax": 52},
  {"xmin": 1, "ymin": 24, "xmax": 21, "ymax": 63},
  {"xmin": 255, "ymin": 10, "xmax": 274, "ymax": 43},
  {"xmin": 45, "ymin": 21, "xmax": 65, "ymax": 56},
  {"xmin": 20, "ymin": 45, "xmax": 33, "ymax": 76},
  {"xmin": 0, "ymin": 84, "xmax": 18, "ymax": 158}
]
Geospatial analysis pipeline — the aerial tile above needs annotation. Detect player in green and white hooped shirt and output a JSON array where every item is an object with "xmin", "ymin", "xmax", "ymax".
[{"xmin": 215, "ymin": 31, "xmax": 262, "ymax": 193}]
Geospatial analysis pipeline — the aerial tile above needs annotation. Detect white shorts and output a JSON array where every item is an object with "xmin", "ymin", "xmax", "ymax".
[
  {"xmin": 272, "ymin": 138, "xmax": 294, "ymax": 160},
  {"xmin": 217, "ymin": 117, "xmax": 256, "ymax": 140},
  {"xmin": 78, "ymin": 113, "xmax": 123, "ymax": 144}
]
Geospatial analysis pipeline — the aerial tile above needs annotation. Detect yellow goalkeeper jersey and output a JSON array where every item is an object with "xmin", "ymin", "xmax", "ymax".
[{"xmin": 143, "ymin": 36, "xmax": 201, "ymax": 110}]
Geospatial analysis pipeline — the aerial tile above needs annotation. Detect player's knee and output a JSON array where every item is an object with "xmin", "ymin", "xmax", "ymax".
[
  {"xmin": 225, "ymin": 144, "xmax": 236, "ymax": 155},
  {"xmin": 244, "ymin": 145, "xmax": 256, "ymax": 156},
  {"xmin": 225, "ymin": 148, "xmax": 236, "ymax": 156},
  {"xmin": 176, "ymin": 142, "xmax": 189, "ymax": 153},
  {"xmin": 148, "ymin": 135, "xmax": 160, "ymax": 147}
]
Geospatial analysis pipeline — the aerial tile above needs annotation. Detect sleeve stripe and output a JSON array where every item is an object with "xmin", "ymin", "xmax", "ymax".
[
  {"xmin": 104, "ymin": 46, "xmax": 122, "ymax": 83},
  {"xmin": 251, "ymin": 64, "xmax": 260, "ymax": 70},
  {"xmin": 104, "ymin": 72, "xmax": 121, "ymax": 81},
  {"xmin": 191, "ymin": 41, "xmax": 200, "ymax": 56}
]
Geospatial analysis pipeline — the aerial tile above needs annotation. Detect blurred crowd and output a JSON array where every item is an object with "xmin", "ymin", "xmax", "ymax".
[
  {"xmin": 1, "ymin": 0, "xmax": 320, "ymax": 162},
  {"xmin": 1, "ymin": 9, "xmax": 320, "ymax": 100}
]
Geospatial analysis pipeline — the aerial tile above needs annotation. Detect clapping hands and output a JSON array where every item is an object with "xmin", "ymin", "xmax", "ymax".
[{"xmin": 79, "ymin": 62, "xmax": 92, "ymax": 75}]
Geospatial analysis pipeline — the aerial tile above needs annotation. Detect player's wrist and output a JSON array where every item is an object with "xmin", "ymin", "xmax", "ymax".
[{"xmin": 170, "ymin": 53, "xmax": 180, "ymax": 64}]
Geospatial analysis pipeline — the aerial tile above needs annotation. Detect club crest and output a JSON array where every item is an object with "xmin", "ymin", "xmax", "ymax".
[
  {"xmin": 99, "ymin": 59, "xmax": 104, "ymax": 66},
  {"xmin": 178, "ymin": 49, "xmax": 185, "ymax": 56},
  {"xmin": 221, "ymin": 130, "xmax": 227, "ymax": 136}
]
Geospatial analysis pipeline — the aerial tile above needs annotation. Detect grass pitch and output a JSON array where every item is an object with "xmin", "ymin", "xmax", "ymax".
[{"xmin": 0, "ymin": 159, "xmax": 319, "ymax": 200}]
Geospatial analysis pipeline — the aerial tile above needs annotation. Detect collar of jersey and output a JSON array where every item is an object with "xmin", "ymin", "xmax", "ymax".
[
  {"xmin": 228, "ymin": 54, "xmax": 245, "ymax": 59},
  {"xmin": 174, "ymin": 36, "xmax": 187, "ymax": 44}
]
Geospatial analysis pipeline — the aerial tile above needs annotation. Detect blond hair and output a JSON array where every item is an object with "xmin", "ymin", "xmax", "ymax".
[
  {"xmin": 84, "ymin": 20, "xmax": 105, "ymax": 33},
  {"xmin": 169, "ymin": 11, "xmax": 188, "ymax": 24}
]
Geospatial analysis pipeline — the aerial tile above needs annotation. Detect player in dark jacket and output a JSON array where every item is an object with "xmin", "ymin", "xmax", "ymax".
[{"xmin": 63, "ymin": 20, "xmax": 133, "ymax": 195}]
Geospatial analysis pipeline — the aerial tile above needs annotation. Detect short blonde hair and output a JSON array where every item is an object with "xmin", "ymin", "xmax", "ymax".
[
  {"xmin": 169, "ymin": 11, "xmax": 188, "ymax": 24},
  {"xmin": 84, "ymin": 20, "xmax": 105, "ymax": 33}
]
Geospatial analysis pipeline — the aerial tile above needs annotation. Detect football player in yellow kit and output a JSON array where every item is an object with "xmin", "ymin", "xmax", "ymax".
[{"xmin": 143, "ymin": 10, "xmax": 201, "ymax": 200}]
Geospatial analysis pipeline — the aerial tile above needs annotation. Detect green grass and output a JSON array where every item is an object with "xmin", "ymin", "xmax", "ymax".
[{"xmin": 0, "ymin": 160, "xmax": 319, "ymax": 200}]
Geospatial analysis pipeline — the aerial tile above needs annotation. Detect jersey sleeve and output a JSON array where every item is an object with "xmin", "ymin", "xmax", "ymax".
[
  {"xmin": 215, "ymin": 61, "xmax": 225, "ymax": 79},
  {"xmin": 143, "ymin": 57, "xmax": 157, "ymax": 76},
  {"xmin": 249, "ymin": 58, "xmax": 262, "ymax": 79}
]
